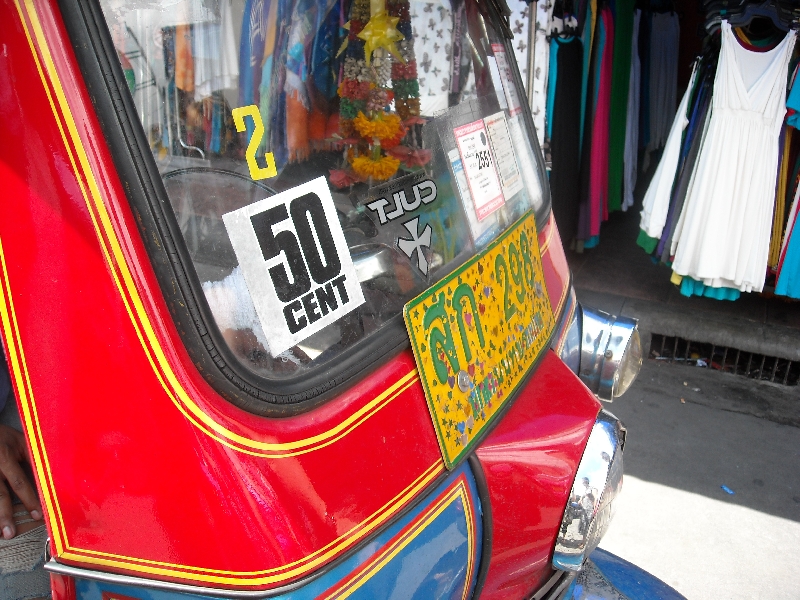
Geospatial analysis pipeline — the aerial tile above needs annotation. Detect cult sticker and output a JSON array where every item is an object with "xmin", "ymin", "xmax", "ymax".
[
  {"xmin": 484, "ymin": 112, "xmax": 524, "ymax": 200},
  {"xmin": 454, "ymin": 120, "xmax": 505, "ymax": 221},
  {"xmin": 364, "ymin": 171, "xmax": 439, "ymax": 275},
  {"xmin": 223, "ymin": 177, "xmax": 365, "ymax": 356}
]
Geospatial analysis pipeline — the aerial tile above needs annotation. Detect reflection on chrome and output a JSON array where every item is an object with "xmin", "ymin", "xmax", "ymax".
[
  {"xmin": 552, "ymin": 410, "xmax": 626, "ymax": 572},
  {"xmin": 579, "ymin": 306, "xmax": 642, "ymax": 401}
]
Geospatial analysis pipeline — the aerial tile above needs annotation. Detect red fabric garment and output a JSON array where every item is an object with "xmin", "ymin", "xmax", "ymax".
[{"xmin": 588, "ymin": 6, "xmax": 614, "ymax": 236}]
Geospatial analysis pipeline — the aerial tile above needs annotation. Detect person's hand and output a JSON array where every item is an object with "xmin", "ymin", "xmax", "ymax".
[{"xmin": 0, "ymin": 425, "xmax": 42, "ymax": 539}]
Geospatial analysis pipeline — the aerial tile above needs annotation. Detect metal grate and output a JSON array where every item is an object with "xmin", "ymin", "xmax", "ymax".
[{"xmin": 648, "ymin": 334, "xmax": 800, "ymax": 386}]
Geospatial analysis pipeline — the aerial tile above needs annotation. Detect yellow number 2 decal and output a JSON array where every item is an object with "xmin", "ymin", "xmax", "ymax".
[{"xmin": 231, "ymin": 105, "xmax": 277, "ymax": 180}]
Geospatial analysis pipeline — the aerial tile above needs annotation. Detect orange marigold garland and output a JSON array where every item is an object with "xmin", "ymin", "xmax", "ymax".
[
  {"xmin": 353, "ymin": 111, "xmax": 402, "ymax": 140},
  {"xmin": 351, "ymin": 154, "xmax": 401, "ymax": 180}
]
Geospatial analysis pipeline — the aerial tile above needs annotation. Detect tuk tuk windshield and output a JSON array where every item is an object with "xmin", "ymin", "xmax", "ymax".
[{"xmin": 99, "ymin": 0, "xmax": 547, "ymax": 383}]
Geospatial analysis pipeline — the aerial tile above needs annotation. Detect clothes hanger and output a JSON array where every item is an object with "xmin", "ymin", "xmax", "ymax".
[{"xmin": 727, "ymin": 0, "xmax": 789, "ymax": 32}]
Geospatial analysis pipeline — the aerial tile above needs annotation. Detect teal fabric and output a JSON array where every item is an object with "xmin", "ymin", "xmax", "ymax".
[
  {"xmin": 787, "ymin": 73, "xmax": 800, "ymax": 128},
  {"xmin": 776, "ymin": 216, "xmax": 800, "ymax": 298},
  {"xmin": 679, "ymin": 277, "xmax": 741, "ymax": 301},
  {"xmin": 546, "ymin": 38, "xmax": 560, "ymax": 141}
]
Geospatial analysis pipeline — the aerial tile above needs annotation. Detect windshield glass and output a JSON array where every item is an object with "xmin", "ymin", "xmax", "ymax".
[{"xmin": 100, "ymin": 0, "xmax": 547, "ymax": 382}]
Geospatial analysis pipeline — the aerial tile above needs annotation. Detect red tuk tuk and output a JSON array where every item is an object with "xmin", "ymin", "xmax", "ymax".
[{"xmin": 0, "ymin": 0, "xmax": 660, "ymax": 597}]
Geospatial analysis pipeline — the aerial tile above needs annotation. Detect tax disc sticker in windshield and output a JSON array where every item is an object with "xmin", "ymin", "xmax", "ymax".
[
  {"xmin": 454, "ymin": 119, "xmax": 505, "ymax": 221},
  {"xmin": 223, "ymin": 176, "xmax": 365, "ymax": 356},
  {"xmin": 484, "ymin": 112, "xmax": 524, "ymax": 200}
]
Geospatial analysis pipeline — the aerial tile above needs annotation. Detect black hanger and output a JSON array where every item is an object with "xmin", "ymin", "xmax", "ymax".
[{"xmin": 728, "ymin": 0, "xmax": 789, "ymax": 31}]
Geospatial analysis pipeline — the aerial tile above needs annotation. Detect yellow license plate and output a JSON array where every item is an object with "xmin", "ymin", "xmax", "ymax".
[{"xmin": 404, "ymin": 211, "xmax": 555, "ymax": 468}]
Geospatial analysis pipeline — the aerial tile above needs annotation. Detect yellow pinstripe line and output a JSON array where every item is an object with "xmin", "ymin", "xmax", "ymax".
[
  {"xmin": 0, "ymin": 239, "xmax": 66, "ymax": 553},
  {"xmin": 58, "ymin": 461, "xmax": 444, "ymax": 584}
]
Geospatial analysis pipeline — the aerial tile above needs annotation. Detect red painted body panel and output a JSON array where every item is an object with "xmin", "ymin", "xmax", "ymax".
[
  {"xmin": 539, "ymin": 214, "xmax": 571, "ymax": 319},
  {"xmin": 475, "ymin": 352, "xmax": 600, "ymax": 599},
  {"xmin": 0, "ymin": 0, "xmax": 599, "ymax": 595}
]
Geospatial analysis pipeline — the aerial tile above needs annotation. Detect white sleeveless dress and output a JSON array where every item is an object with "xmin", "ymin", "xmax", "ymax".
[{"xmin": 671, "ymin": 22, "xmax": 796, "ymax": 293}]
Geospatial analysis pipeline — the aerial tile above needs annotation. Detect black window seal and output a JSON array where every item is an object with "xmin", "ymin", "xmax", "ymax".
[{"xmin": 58, "ymin": 0, "xmax": 411, "ymax": 416}]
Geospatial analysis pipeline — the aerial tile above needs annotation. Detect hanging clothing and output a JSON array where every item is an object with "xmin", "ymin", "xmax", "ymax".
[
  {"xmin": 550, "ymin": 36, "xmax": 584, "ymax": 243},
  {"xmin": 579, "ymin": 0, "xmax": 596, "ymax": 153},
  {"xmin": 638, "ymin": 65, "xmax": 697, "ymax": 244},
  {"xmin": 657, "ymin": 64, "xmax": 714, "ymax": 264},
  {"xmin": 622, "ymin": 9, "xmax": 641, "ymax": 211},
  {"xmin": 546, "ymin": 38, "xmax": 560, "ymax": 142},
  {"xmin": 670, "ymin": 22, "xmax": 797, "ymax": 293},
  {"xmin": 531, "ymin": 0, "xmax": 556, "ymax": 146},
  {"xmin": 585, "ymin": 5, "xmax": 613, "ymax": 242},
  {"xmin": 770, "ymin": 127, "xmax": 793, "ymax": 268},
  {"xmin": 606, "ymin": 0, "xmax": 635, "ymax": 213},
  {"xmin": 175, "ymin": 24, "xmax": 195, "ymax": 92},
  {"xmin": 239, "ymin": 0, "xmax": 271, "ymax": 108},
  {"xmin": 641, "ymin": 10, "xmax": 679, "ymax": 172},
  {"xmin": 509, "ymin": 0, "xmax": 532, "ymax": 88},
  {"xmin": 194, "ymin": 0, "xmax": 239, "ymax": 100},
  {"xmin": 575, "ymin": 2, "xmax": 606, "ymax": 247},
  {"xmin": 776, "ymin": 175, "xmax": 800, "ymax": 297}
]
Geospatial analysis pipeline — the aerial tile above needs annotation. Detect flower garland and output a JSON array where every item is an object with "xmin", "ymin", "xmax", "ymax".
[{"xmin": 331, "ymin": 0, "xmax": 428, "ymax": 187}]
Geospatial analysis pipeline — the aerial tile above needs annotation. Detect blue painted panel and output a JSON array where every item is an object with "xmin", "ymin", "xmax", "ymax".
[
  {"xmin": 75, "ymin": 465, "xmax": 482, "ymax": 600},
  {"xmin": 589, "ymin": 549, "xmax": 686, "ymax": 600},
  {"xmin": 562, "ymin": 549, "xmax": 686, "ymax": 600}
]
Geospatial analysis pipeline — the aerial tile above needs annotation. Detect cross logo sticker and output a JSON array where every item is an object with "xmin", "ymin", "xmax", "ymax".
[{"xmin": 398, "ymin": 217, "xmax": 433, "ymax": 275}]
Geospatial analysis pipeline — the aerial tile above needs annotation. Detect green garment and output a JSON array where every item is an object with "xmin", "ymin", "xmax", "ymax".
[
  {"xmin": 636, "ymin": 229, "xmax": 658, "ymax": 254},
  {"xmin": 606, "ymin": 0, "xmax": 635, "ymax": 213}
]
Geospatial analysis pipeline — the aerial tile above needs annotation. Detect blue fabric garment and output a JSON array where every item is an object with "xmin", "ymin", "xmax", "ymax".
[
  {"xmin": 787, "ymin": 70, "xmax": 800, "ymax": 128},
  {"xmin": 546, "ymin": 38, "xmax": 560, "ymax": 141},
  {"xmin": 210, "ymin": 94, "xmax": 223, "ymax": 154},
  {"xmin": 679, "ymin": 276, "xmax": 741, "ymax": 301},
  {"xmin": 776, "ymin": 218, "xmax": 800, "ymax": 298},
  {"xmin": 238, "ymin": 0, "xmax": 270, "ymax": 108}
]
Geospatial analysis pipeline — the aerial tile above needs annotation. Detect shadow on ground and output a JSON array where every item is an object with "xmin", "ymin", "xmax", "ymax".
[{"xmin": 606, "ymin": 360, "xmax": 800, "ymax": 523}]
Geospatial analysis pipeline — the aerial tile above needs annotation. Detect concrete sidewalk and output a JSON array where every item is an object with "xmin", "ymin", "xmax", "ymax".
[
  {"xmin": 598, "ymin": 359, "xmax": 800, "ymax": 599},
  {"xmin": 565, "ymin": 207, "xmax": 800, "ymax": 362}
]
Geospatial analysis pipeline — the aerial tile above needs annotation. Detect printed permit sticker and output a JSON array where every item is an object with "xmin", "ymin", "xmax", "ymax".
[
  {"xmin": 491, "ymin": 44, "xmax": 523, "ymax": 117},
  {"xmin": 448, "ymin": 148, "xmax": 499, "ymax": 248},
  {"xmin": 223, "ymin": 176, "xmax": 365, "ymax": 356},
  {"xmin": 404, "ymin": 211, "xmax": 555, "ymax": 468},
  {"xmin": 484, "ymin": 112, "xmax": 524, "ymax": 200},
  {"xmin": 454, "ymin": 119, "xmax": 505, "ymax": 221}
]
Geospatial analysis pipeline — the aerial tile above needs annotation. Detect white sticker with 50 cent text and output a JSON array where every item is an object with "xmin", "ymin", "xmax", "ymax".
[{"xmin": 223, "ymin": 176, "xmax": 365, "ymax": 356}]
